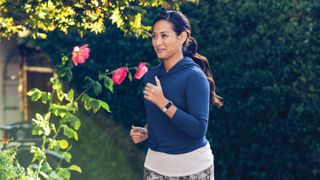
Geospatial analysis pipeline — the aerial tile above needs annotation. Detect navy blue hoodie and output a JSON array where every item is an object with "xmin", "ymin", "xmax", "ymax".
[{"xmin": 143, "ymin": 56, "xmax": 210, "ymax": 154}]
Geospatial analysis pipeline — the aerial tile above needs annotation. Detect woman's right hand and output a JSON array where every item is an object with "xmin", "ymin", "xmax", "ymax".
[{"xmin": 130, "ymin": 126, "xmax": 148, "ymax": 144}]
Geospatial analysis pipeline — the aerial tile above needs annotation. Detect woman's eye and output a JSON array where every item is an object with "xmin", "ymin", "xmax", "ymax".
[{"xmin": 162, "ymin": 34, "xmax": 167, "ymax": 38}]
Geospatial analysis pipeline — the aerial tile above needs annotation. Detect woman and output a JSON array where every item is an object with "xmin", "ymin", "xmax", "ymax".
[{"xmin": 130, "ymin": 10, "xmax": 223, "ymax": 179}]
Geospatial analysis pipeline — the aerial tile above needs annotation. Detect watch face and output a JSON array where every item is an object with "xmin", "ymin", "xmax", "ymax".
[{"xmin": 165, "ymin": 101, "xmax": 173, "ymax": 109}]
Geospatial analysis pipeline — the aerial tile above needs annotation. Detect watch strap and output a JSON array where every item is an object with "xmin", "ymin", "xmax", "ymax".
[{"xmin": 162, "ymin": 101, "xmax": 173, "ymax": 112}]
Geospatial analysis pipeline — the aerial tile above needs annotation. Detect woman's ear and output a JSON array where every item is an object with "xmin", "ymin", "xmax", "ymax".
[{"xmin": 179, "ymin": 31, "xmax": 188, "ymax": 45}]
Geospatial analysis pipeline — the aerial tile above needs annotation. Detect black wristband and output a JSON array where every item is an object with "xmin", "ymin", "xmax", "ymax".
[{"xmin": 162, "ymin": 101, "xmax": 173, "ymax": 112}]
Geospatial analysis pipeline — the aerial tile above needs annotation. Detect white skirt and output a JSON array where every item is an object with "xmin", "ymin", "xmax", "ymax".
[{"xmin": 144, "ymin": 143, "xmax": 214, "ymax": 177}]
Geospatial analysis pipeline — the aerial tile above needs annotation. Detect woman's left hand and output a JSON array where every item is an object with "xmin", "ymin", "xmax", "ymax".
[{"xmin": 143, "ymin": 76, "xmax": 167, "ymax": 108}]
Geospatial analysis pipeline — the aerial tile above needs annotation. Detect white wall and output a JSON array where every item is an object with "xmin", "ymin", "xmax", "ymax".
[{"xmin": 0, "ymin": 39, "xmax": 22, "ymax": 126}]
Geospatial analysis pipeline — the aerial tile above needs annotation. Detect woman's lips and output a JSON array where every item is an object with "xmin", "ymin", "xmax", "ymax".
[{"xmin": 156, "ymin": 49, "xmax": 165, "ymax": 53}]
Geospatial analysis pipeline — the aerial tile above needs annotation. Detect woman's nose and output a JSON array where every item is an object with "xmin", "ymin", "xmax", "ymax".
[{"xmin": 154, "ymin": 37, "xmax": 163, "ymax": 46}]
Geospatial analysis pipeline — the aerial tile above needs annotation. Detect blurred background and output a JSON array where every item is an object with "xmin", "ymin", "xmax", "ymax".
[{"xmin": 0, "ymin": 0, "xmax": 319, "ymax": 179}]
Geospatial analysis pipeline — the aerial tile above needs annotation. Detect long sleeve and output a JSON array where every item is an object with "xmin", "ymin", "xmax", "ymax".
[{"xmin": 171, "ymin": 71, "xmax": 210, "ymax": 139}]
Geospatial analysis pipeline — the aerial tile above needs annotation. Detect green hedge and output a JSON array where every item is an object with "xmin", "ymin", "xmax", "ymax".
[
  {"xmin": 182, "ymin": 0, "xmax": 320, "ymax": 179},
  {"xmin": 28, "ymin": 0, "xmax": 320, "ymax": 179}
]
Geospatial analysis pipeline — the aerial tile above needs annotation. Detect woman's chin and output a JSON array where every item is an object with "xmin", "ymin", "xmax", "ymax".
[{"xmin": 157, "ymin": 54, "xmax": 165, "ymax": 59}]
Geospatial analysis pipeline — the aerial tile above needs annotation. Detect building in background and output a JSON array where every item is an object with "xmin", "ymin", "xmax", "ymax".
[
  {"xmin": 0, "ymin": 39, "xmax": 52, "ymax": 131},
  {"xmin": 0, "ymin": 40, "xmax": 22, "ymax": 128}
]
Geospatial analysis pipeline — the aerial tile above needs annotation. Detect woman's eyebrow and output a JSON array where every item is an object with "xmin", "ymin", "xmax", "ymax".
[{"xmin": 151, "ymin": 31, "xmax": 170, "ymax": 35}]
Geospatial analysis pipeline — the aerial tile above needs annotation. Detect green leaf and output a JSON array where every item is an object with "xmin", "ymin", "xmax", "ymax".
[
  {"xmin": 58, "ymin": 140, "xmax": 69, "ymax": 149},
  {"xmin": 32, "ymin": 120, "xmax": 44, "ymax": 135},
  {"xmin": 98, "ymin": 100, "xmax": 111, "ymax": 112},
  {"xmin": 84, "ymin": 98, "xmax": 92, "ymax": 111},
  {"xmin": 44, "ymin": 112, "xmax": 51, "ymax": 121},
  {"xmin": 27, "ymin": 88, "xmax": 38, "ymax": 97},
  {"xmin": 48, "ymin": 138, "xmax": 59, "ymax": 150},
  {"xmin": 30, "ymin": 146, "xmax": 45, "ymax": 162},
  {"xmin": 33, "ymin": 114, "xmax": 50, "ymax": 136},
  {"xmin": 49, "ymin": 171, "xmax": 60, "ymax": 179},
  {"xmin": 41, "ymin": 92, "xmax": 51, "ymax": 104},
  {"xmin": 70, "ymin": 116, "xmax": 81, "ymax": 130},
  {"xmin": 61, "ymin": 55, "xmax": 69, "ymax": 65},
  {"xmin": 66, "ymin": 89, "xmax": 74, "ymax": 102},
  {"xmin": 98, "ymin": 73, "xmax": 104, "ymax": 80},
  {"xmin": 51, "ymin": 104, "xmax": 68, "ymax": 118},
  {"xmin": 56, "ymin": 65, "xmax": 67, "ymax": 77},
  {"xmin": 60, "ymin": 114, "xmax": 71, "ymax": 124},
  {"xmin": 104, "ymin": 77, "xmax": 114, "ymax": 93},
  {"xmin": 80, "ymin": 93, "xmax": 88, "ymax": 103},
  {"xmin": 61, "ymin": 152, "xmax": 72, "ymax": 163},
  {"xmin": 41, "ymin": 162, "xmax": 53, "ymax": 174},
  {"xmin": 62, "ymin": 125, "xmax": 74, "ymax": 139},
  {"xmin": 73, "ymin": 131, "xmax": 79, "ymax": 141},
  {"xmin": 66, "ymin": 69, "xmax": 73, "ymax": 82},
  {"xmin": 83, "ymin": 77, "xmax": 94, "ymax": 89},
  {"xmin": 65, "ymin": 102, "xmax": 77, "ymax": 113},
  {"xmin": 31, "ymin": 92, "xmax": 42, "ymax": 102},
  {"xmin": 93, "ymin": 81, "xmax": 102, "ymax": 96},
  {"xmin": 52, "ymin": 77, "xmax": 62, "ymax": 91},
  {"xmin": 57, "ymin": 89, "xmax": 64, "ymax": 101},
  {"xmin": 28, "ymin": 88, "xmax": 43, "ymax": 102},
  {"xmin": 57, "ymin": 168, "xmax": 71, "ymax": 179},
  {"xmin": 91, "ymin": 99, "xmax": 101, "ymax": 113},
  {"xmin": 68, "ymin": 165, "xmax": 82, "ymax": 173},
  {"xmin": 63, "ymin": 125, "xmax": 78, "ymax": 140},
  {"xmin": 36, "ymin": 113, "xmax": 44, "ymax": 121},
  {"xmin": 37, "ymin": 32, "xmax": 47, "ymax": 39},
  {"xmin": 50, "ymin": 124, "xmax": 57, "ymax": 133},
  {"xmin": 128, "ymin": 71, "xmax": 132, "ymax": 81}
]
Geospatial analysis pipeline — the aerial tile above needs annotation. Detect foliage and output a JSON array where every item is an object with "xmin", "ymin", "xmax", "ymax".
[
  {"xmin": 0, "ymin": 147, "xmax": 25, "ymax": 180},
  {"xmin": 0, "ymin": 0, "xmax": 198, "ymax": 39},
  {"xmin": 23, "ymin": 49, "xmax": 147, "ymax": 179},
  {"xmin": 181, "ymin": 0, "xmax": 320, "ymax": 179},
  {"xmin": 25, "ymin": 26, "xmax": 157, "ymax": 128}
]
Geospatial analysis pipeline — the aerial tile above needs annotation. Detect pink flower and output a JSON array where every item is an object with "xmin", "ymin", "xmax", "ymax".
[
  {"xmin": 112, "ymin": 67, "xmax": 128, "ymax": 85},
  {"xmin": 72, "ymin": 44, "xmax": 90, "ymax": 66},
  {"xmin": 134, "ymin": 62, "xmax": 148, "ymax": 80}
]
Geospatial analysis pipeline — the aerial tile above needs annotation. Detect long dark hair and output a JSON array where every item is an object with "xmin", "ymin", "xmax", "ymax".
[{"xmin": 152, "ymin": 10, "xmax": 223, "ymax": 108}]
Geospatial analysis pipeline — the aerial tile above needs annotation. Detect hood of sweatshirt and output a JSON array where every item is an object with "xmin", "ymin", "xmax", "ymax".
[{"xmin": 157, "ymin": 56, "xmax": 199, "ymax": 77}]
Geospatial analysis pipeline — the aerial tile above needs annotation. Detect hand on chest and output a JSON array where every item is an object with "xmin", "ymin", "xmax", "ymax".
[{"xmin": 157, "ymin": 75, "xmax": 188, "ymax": 105}]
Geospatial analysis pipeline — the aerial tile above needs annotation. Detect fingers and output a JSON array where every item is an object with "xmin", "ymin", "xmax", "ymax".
[
  {"xmin": 143, "ymin": 87, "xmax": 153, "ymax": 100},
  {"xmin": 131, "ymin": 126, "xmax": 147, "ymax": 134},
  {"xmin": 131, "ymin": 132, "xmax": 146, "ymax": 144},
  {"xmin": 146, "ymin": 83, "xmax": 155, "ymax": 88},
  {"xmin": 145, "ymin": 86, "xmax": 152, "ymax": 91},
  {"xmin": 155, "ymin": 76, "xmax": 161, "ymax": 87},
  {"xmin": 135, "ymin": 127, "xmax": 147, "ymax": 134},
  {"xmin": 145, "ymin": 77, "xmax": 161, "ymax": 91},
  {"xmin": 143, "ymin": 89, "xmax": 151, "ymax": 95},
  {"xmin": 146, "ymin": 76, "xmax": 161, "ymax": 88},
  {"xmin": 130, "ymin": 126, "xmax": 147, "ymax": 144},
  {"xmin": 144, "ymin": 94, "xmax": 149, "ymax": 100},
  {"xmin": 144, "ymin": 77, "xmax": 162, "ymax": 102}
]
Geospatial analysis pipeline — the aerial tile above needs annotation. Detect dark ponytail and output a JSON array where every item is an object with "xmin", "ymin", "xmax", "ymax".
[
  {"xmin": 153, "ymin": 10, "xmax": 223, "ymax": 108},
  {"xmin": 183, "ymin": 37, "xmax": 223, "ymax": 108}
]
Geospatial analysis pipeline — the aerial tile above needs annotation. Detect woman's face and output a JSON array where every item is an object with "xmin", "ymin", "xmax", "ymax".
[{"xmin": 151, "ymin": 20, "xmax": 186, "ymax": 61}]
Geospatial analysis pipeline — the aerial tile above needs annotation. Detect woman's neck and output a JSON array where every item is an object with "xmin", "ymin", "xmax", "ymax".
[{"xmin": 163, "ymin": 52, "xmax": 184, "ymax": 72}]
